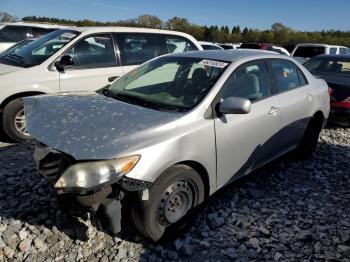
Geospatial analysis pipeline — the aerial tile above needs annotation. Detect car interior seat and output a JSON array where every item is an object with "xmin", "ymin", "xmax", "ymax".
[{"xmin": 223, "ymin": 73, "xmax": 261, "ymax": 101}]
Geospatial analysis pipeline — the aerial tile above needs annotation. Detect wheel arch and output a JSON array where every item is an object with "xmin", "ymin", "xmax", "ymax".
[
  {"xmin": 0, "ymin": 91, "xmax": 46, "ymax": 110},
  {"xmin": 175, "ymin": 160, "xmax": 210, "ymax": 200},
  {"xmin": 312, "ymin": 110, "xmax": 326, "ymax": 129}
]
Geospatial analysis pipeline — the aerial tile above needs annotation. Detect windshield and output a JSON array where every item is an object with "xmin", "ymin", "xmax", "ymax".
[
  {"xmin": 0, "ymin": 29, "xmax": 79, "ymax": 68},
  {"xmin": 0, "ymin": 39, "xmax": 34, "ymax": 56},
  {"xmin": 304, "ymin": 57, "xmax": 350, "ymax": 76},
  {"xmin": 107, "ymin": 56, "xmax": 229, "ymax": 112}
]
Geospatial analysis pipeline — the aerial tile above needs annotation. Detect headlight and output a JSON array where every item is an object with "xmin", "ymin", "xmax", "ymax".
[{"xmin": 54, "ymin": 155, "xmax": 140, "ymax": 192}]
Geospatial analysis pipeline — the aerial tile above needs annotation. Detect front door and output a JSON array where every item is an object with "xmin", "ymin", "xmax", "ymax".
[
  {"xmin": 59, "ymin": 33, "xmax": 124, "ymax": 93},
  {"xmin": 214, "ymin": 60, "xmax": 280, "ymax": 188}
]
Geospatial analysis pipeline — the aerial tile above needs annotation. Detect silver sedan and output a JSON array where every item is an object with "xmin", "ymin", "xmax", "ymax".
[{"xmin": 24, "ymin": 50, "xmax": 330, "ymax": 241}]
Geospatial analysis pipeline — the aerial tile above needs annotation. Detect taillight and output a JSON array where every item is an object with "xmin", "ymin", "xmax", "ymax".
[{"xmin": 328, "ymin": 87, "xmax": 333, "ymax": 95}]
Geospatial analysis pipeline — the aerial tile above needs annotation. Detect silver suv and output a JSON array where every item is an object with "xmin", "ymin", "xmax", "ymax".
[{"xmin": 24, "ymin": 50, "xmax": 330, "ymax": 241}]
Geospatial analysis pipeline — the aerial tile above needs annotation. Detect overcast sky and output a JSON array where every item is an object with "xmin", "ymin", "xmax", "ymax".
[{"xmin": 1, "ymin": 0, "xmax": 350, "ymax": 31}]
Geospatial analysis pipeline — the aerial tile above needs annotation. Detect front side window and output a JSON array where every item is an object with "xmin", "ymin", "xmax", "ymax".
[
  {"xmin": 108, "ymin": 57, "xmax": 228, "ymax": 111},
  {"xmin": 116, "ymin": 33, "xmax": 163, "ymax": 66},
  {"xmin": 165, "ymin": 35, "xmax": 197, "ymax": 54},
  {"xmin": 0, "ymin": 25, "xmax": 29, "ymax": 43},
  {"xmin": 0, "ymin": 29, "xmax": 79, "ymax": 68},
  {"xmin": 339, "ymin": 48, "xmax": 350, "ymax": 55},
  {"xmin": 220, "ymin": 61, "xmax": 271, "ymax": 102},
  {"xmin": 270, "ymin": 60, "xmax": 304, "ymax": 93},
  {"xmin": 67, "ymin": 34, "xmax": 116, "ymax": 69}
]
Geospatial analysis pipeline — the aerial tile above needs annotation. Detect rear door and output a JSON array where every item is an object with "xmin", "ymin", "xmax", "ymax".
[
  {"xmin": 59, "ymin": 33, "xmax": 123, "ymax": 92},
  {"xmin": 214, "ymin": 60, "xmax": 280, "ymax": 188},
  {"xmin": 268, "ymin": 59, "xmax": 314, "ymax": 152}
]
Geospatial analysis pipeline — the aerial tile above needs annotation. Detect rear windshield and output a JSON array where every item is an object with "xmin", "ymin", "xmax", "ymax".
[
  {"xmin": 304, "ymin": 57, "xmax": 350, "ymax": 76},
  {"xmin": 293, "ymin": 46, "xmax": 325, "ymax": 58},
  {"xmin": 240, "ymin": 43, "xmax": 261, "ymax": 49},
  {"xmin": 202, "ymin": 44, "xmax": 222, "ymax": 50}
]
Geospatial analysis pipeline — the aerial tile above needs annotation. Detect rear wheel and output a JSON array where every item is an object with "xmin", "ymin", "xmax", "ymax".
[
  {"xmin": 2, "ymin": 99, "xmax": 31, "ymax": 142},
  {"xmin": 131, "ymin": 165, "xmax": 206, "ymax": 241},
  {"xmin": 294, "ymin": 116, "xmax": 323, "ymax": 159}
]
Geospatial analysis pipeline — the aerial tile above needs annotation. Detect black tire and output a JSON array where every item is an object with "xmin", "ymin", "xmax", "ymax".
[
  {"xmin": 131, "ymin": 164, "xmax": 206, "ymax": 241},
  {"xmin": 2, "ymin": 99, "xmax": 31, "ymax": 142},
  {"xmin": 294, "ymin": 116, "xmax": 323, "ymax": 160}
]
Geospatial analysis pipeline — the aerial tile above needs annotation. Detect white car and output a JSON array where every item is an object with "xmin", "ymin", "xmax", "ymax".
[
  {"xmin": 217, "ymin": 43, "xmax": 242, "ymax": 50},
  {"xmin": 291, "ymin": 43, "xmax": 350, "ymax": 59},
  {"xmin": 0, "ymin": 22, "xmax": 66, "ymax": 52},
  {"xmin": 198, "ymin": 41, "xmax": 224, "ymax": 50},
  {"xmin": 0, "ymin": 26, "xmax": 202, "ymax": 142}
]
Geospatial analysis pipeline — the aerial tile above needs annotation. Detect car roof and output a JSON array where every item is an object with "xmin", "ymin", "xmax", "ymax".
[
  {"xmin": 295, "ymin": 43, "xmax": 348, "ymax": 48},
  {"xmin": 166, "ymin": 49, "xmax": 282, "ymax": 62},
  {"xmin": 1, "ymin": 21, "xmax": 68, "ymax": 29},
  {"xmin": 198, "ymin": 41, "xmax": 219, "ymax": 46},
  {"xmin": 313, "ymin": 54, "xmax": 350, "ymax": 59},
  {"xmin": 62, "ymin": 26, "xmax": 193, "ymax": 37}
]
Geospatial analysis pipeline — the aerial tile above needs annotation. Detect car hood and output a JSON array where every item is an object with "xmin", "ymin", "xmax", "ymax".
[
  {"xmin": 23, "ymin": 93, "xmax": 183, "ymax": 160},
  {"xmin": 0, "ymin": 62, "xmax": 22, "ymax": 75}
]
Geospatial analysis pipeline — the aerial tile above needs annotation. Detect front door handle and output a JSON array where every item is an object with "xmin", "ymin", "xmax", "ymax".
[
  {"xmin": 108, "ymin": 76, "xmax": 119, "ymax": 82},
  {"xmin": 268, "ymin": 106, "xmax": 280, "ymax": 115},
  {"xmin": 306, "ymin": 94, "xmax": 313, "ymax": 101}
]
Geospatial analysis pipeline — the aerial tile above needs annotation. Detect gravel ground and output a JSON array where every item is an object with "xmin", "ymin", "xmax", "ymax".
[{"xmin": 0, "ymin": 126, "xmax": 349, "ymax": 262}]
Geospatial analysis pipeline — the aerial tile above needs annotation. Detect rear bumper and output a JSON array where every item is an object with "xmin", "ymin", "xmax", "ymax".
[{"xmin": 330, "ymin": 106, "xmax": 350, "ymax": 117}]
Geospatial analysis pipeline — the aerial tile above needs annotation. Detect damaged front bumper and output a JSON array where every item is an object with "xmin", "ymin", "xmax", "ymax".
[{"xmin": 34, "ymin": 142, "xmax": 152, "ymax": 234}]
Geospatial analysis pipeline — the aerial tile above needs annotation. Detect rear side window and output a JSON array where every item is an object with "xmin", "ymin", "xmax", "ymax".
[
  {"xmin": 202, "ymin": 44, "xmax": 222, "ymax": 50},
  {"xmin": 0, "ymin": 25, "xmax": 29, "ymax": 42},
  {"xmin": 67, "ymin": 34, "xmax": 117, "ymax": 69},
  {"xmin": 330, "ymin": 48, "xmax": 337, "ymax": 55},
  {"xmin": 31, "ymin": 27, "xmax": 56, "ymax": 38},
  {"xmin": 165, "ymin": 35, "xmax": 198, "ymax": 54},
  {"xmin": 293, "ymin": 46, "xmax": 325, "ymax": 58},
  {"xmin": 220, "ymin": 44, "xmax": 234, "ymax": 50},
  {"xmin": 270, "ymin": 60, "xmax": 307, "ymax": 93},
  {"xmin": 116, "ymin": 33, "xmax": 163, "ymax": 66}
]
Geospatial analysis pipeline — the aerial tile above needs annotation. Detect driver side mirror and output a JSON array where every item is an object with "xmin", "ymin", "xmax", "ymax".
[
  {"xmin": 55, "ymin": 55, "xmax": 74, "ymax": 72},
  {"xmin": 219, "ymin": 97, "xmax": 251, "ymax": 114}
]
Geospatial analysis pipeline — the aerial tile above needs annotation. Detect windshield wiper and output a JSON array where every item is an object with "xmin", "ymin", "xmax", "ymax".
[{"xmin": 101, "ymin": 88, "xmax": 164, "ymax": 110}]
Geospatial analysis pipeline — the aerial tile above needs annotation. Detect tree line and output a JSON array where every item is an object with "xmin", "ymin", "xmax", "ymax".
[{"xmin": 1, "ymin": 12, "xmax": 349, "ymax": 47}]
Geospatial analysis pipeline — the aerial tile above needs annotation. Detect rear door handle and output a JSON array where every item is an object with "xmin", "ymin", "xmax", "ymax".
[
  {"xmin": 306, "ymin": 94, "xmax": 313, "ymax": 101},
  {"xmin": 268, "ymin": 106, "xmax": 280, "ymax": 115},
  {"xmin": 108, "ymin": 76, "xmax": 119, "ymax": 82}
]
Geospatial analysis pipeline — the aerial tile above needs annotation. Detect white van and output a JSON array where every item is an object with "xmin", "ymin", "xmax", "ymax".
[
  {"xmin": 0, "ymin": 22, "xmax": 66, "ymax": 52},
  {"xmin": 291, "ymin": 43, "xmax": 350, "ymax": 59},
  {"xmin": 0, "ymin": 27, "xmax": 202, "ymax": 141}
]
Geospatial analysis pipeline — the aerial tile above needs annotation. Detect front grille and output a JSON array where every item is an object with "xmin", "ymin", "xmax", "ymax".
[{"xmin": 35, "ymin": 143, "xmax": 72, "ymax": 182}]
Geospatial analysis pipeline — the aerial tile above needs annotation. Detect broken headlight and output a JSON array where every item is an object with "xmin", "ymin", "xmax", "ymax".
[{"xmin": 54, "ymin": 155, "xmax": 140, "ymax": 193}]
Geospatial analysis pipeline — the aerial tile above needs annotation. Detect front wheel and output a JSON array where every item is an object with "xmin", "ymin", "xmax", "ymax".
[
  {"xmin": 2, "ymin": 99, "xmax": 31, "ymax": 142},
  {"xmin": 131, "ymin": 165, "xmax": 206, "ymax": 241}
]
